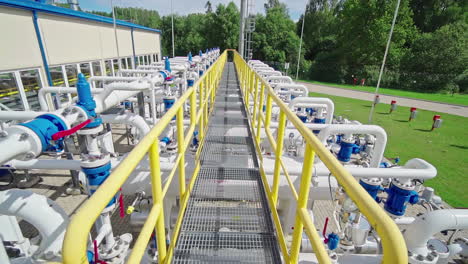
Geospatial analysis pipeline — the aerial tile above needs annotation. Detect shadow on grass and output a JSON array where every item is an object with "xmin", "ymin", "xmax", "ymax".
[
  {"xmin": 362, "ymin": 105, "xmax": 372, "ymax": 108},
  {"xmin": 415, "ymin": 128, "xmax": 432, "ymax": 132},
  {"xmin": 394, "ymin": 119, "xmax": 409, "ymax": 123},
  {"xmin": 377, "ymin": 112, "xmax": 390, "ymax": 115},
  {"xmin": 450, "ymin": 144, "xmax": 468, "ymax": 150}
]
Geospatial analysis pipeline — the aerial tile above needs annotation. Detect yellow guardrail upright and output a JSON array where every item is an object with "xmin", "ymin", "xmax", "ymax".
[
  {"xmin": 233, "ymin": 51, "xmax": 408, "ymax": 264},
  {"xmin": 62, "ymin": 51, "xmax": 227, "ymax": 264}
]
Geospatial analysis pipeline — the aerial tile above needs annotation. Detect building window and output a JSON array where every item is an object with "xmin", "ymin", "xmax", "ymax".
[
  {"xmin": 153, "ymin": 54, "xmax": 156, "ymax": 63},
  {"xmin": 79, "ymin": 63, "xmax": 91, "ymax": 79},
  {"xmin": 65, "ymin": 64, "xmax": 78, "ymax": 87},
  {"xmin": 123, "ymin": 58, "xmax": 129, "ymax": 69},
  {"xmin": 127, "ymin": 57, "xmax": 132, "ymax": 69},
  {"xmin": 92, "ymin": 61, "xmax": 102, "ymax": 76},
  {"xmin": 105, "ymin": 60, "xmax": 113, "ymax": 76},
  {"xmin": 50, "ymin": 66, "xmax": 70, "ymax": 104},
  {"xmin": 113, "ymin": 59, "xmax": 119, "ymax": 74},
  {"xmin": 20, "ymin": 69, "xmax": 42, "ymax": 111},
  {"xmin": 0, "ymin": 72, "xmax": 23, "ymax": 110}
]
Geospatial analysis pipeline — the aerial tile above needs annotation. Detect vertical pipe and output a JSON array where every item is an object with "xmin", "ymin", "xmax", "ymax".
[
  {"xmin": 239, "ymin": 0, "xmax": 246, "ymax": 58},
  {"xmin": 32, "ymin": 10, "xmax": 58, "ymax": 109},
  {"xmin": 111, "ymin": 0, "xmax": 122, "ymax": 70},
  {"xmin": 272, "ymin": 111, "xmax": 286, "ymax": 204},
  {"xmin": 290, "ymin": 144, "xmax": 316, "ymax": 262},
  {"xmin": 176, "ymin": 108, "xmax": 186, "ymax": 196},
  {"xmin": 131, "ymin": 27, "xmax": 137, "ymax": 69},
  {"xmin": 148, "ymin": 143, "xmax": 167, "ymax": 263}
]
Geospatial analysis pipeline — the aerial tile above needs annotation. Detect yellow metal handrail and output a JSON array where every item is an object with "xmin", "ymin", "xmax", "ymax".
[
  {"xmin": 233, "ymin": 51, "xmax": 408, "ymax": 264},
  {"xmin": 62, "ymin": 51, "xmax": 227, "ymax": 264}
]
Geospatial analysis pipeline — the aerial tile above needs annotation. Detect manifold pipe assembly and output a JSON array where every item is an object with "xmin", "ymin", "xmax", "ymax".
[{"xmin": 318, "ymin": 124, "xmax": 387, "ymax": 168}]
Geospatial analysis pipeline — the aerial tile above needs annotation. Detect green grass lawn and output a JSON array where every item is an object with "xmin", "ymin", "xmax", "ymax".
[
  {"xmin": 301, "ymin": 80, "xmax": 468, "ymax": 106},
  {"xmin": 309, "ymin": 92, "xmax": 468, "ymax": 208}
]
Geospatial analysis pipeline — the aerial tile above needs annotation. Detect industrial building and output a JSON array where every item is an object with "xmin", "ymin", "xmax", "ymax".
[{"xmin": 0, "ymin": 0, "xmax": 161, "ymax": 111}]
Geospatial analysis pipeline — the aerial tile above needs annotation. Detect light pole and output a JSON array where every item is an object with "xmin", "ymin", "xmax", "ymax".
[
  {"xmin": 295, "ymin": 13, "xmax": 305, "ymax": 80},
  {"xmin": 368, "ymin": 0, "xmax": 401, "ymax": 124},
  {"xmin": 171, "ymin": 0, "xmax": 175, "ymax": 58}
]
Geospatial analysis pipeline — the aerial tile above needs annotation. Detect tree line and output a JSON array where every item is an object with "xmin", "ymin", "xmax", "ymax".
[{"xmin": 83, "ymin": 0, "xmax": 466, "ymax": 94}]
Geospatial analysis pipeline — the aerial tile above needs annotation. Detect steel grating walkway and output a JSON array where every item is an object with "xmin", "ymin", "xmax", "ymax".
[{"xmin": 173, "ymin": 63, "xmax": 282, "ymax": 263}]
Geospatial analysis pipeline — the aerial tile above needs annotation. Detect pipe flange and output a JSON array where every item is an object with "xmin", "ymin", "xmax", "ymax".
[
  {"xmin": 408, "ymin": 249, "xmax": 439, "ymax": 264},
  {"xmin": 392, "ymin": 178, "xmax": 415, "ymax": 191},
  {"xmin": 77, "ymin": 125, "xmax": 103, "ymax": 135},
  {"xmin": 81, "ymin": 154, "xmax": 111, "ymax": 168}
]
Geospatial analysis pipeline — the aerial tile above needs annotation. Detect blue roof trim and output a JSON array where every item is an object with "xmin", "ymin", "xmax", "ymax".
[{"xmin": 0, "ymin": 0, "xmax": 161, "ymax": 33}]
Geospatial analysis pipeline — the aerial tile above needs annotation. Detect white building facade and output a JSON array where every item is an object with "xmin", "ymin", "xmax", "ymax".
[{"xmin": 0, "ymin": 0, "xmax": 162, "ymax": 111}]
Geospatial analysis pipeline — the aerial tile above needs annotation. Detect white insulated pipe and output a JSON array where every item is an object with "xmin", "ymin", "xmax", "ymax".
[
  {"xmin": 404, "ymin": 209, "xmax": 468, "ymax": 256},
  {"xmin": 0, "ymin": 111, "xmax": 48, "ymax": 121},
  {"xmin": 288, "ymin": 97, "xmax": 335, "ymax": 124},
  {"xmin": 101, "ymin": 113, "xmax": 150, "ymax": 140},
  {"xmin": 318, "ymin": 125, "xmax": 387, "ymax": 168},
  {"xmin": 38, "ymin": 87, "xmax": 101, "ymax": 111},
  {"xmin": 0, "ymin": 189, "xmax": 69, "ymax": 259}
]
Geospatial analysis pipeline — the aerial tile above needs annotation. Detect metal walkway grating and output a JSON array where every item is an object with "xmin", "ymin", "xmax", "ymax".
[
  {"xmin": 173, "ymin": 233, "xmax": 281, "ymax": 263},
  {"xmin": 173, "ymin": 62, "xmax": 281, "ymax": 263}
]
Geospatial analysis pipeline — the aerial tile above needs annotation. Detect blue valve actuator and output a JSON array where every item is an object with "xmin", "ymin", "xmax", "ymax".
[
  {"xmin": 327, "ymin": 233, "xmax": 340, "ymax": 250},
  {"xmin": 384, "ymin": 183, "xmax": 419, "ymax": 216}
]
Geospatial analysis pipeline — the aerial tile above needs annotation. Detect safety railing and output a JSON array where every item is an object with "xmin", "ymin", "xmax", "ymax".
[
  {"xmin": 62, "ymin": 51, "xmax": 227, "ymax": 264},
  {"xmin": 233, "ymin": 51, "xmax": 408, "ymax": 264}
]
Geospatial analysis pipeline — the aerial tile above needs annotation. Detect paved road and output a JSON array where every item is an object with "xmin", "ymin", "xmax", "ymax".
[{"xmin": 300, "ymin": 82, "xmax": 468, "ymax": 117}]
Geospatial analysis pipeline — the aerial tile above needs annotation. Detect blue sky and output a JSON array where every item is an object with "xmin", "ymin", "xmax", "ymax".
[{"xmin": 78, "ymin": 0, "xmax": 308, "ymax": 21}]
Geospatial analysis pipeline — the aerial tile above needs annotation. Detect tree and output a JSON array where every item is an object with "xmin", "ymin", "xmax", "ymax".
[
  {"xmin": 205, "ymin": 2, "xmax": 240, "ymax": 50},
  {"xmin": 253, "ymin": 4, "xmax": 301, "ymax": 63},
  {"xmin": 409, "ymin": 0, "xmax": 467, "ymax": 32},
  {"xmin": 264, "ymin": 0, "xmax": 287, "ymax": 11},
  {"xmin": 400, "ymin": 22, "xmax": 468, "ymax": 92}
]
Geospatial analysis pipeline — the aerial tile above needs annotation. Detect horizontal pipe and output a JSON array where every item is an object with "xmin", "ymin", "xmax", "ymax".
[
  {"xmin": 0, "ymin": 111, "xmax": 47, "ymax": 121},
  {"xmin": 404, "ymin": 209, "xmax": 468, "ymax": 256}
]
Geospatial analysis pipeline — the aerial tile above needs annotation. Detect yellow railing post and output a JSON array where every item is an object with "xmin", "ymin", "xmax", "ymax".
[
  {"xmin": 290, "ymin": 143, "xmax": 317, "ymax": 263},
  {"xmin": 252, "ymin": 75, "xmax": 259, "ymax": 130},
  {"xmin": 198, "ymin": 81, "xmax": 204, "ymax": 142},
  {"xmin": 265, "ymin": 93, "xmax": 272, "ymax": 129},
  {"xmin": 148, "ymin": 142, "xmax": 167, "ymax": 264},
  {"xmin": 256, "ymin": 82, "xmax": 265, "ymax": 143},
  {"xmin": 190, "ymin": 90, "xmax": 196, "ymax": 125},
  {"xmin": 176, "ymin": 107, "xmax": 186, "ymax": 196},
  {"xmin": 272, "ymin": 111, "xmax": 286, "ymax": 204}
]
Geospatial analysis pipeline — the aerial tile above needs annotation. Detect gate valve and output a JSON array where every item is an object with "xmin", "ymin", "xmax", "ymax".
[{"xmin": 51, "ymin": 119, "xmax": 91, "ymax": 140}]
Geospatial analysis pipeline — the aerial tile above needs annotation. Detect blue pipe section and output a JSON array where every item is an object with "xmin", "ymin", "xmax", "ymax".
[
  {"xmin": 359, "ymin": 179, "xmax": 383, "ymax": 202},
  {"xmin": 19, "ymin": 114, "xmax": 67, "ymax": 152},
  {"xmin": 192, "ymin": 131, "xmax": 199, "ymax": 147},
  {"xmin": 76, "ymin": 73, "xmax": 102, "ymax": 128},
  {"xmin": 32, "ymin": 10, "xmax": 57, "ymax": 109},
  {"xmin": 384, "ymin": 183, "xmax": 419, "ymax": 216},
  {"xmin": 82, "ymin": 162, "xmax": 115, "ymax": 207},
  {"xmin": 327, "ymin": 233, "xmax": 339, "ymax": 250},
  {"xmin": 165, "ymin": 57, "xmax": 171, "ymax": 72},
  {"xmin": 312, "ymin": 117, "xmax": 326, "ymax": 134},
  {"xmin": 337, "ymin": 141, "xmax": 360, "ymax": 162},
  {"xmin": 188, "ymin": 52, "xmax": 192, "ymax": 62}
]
